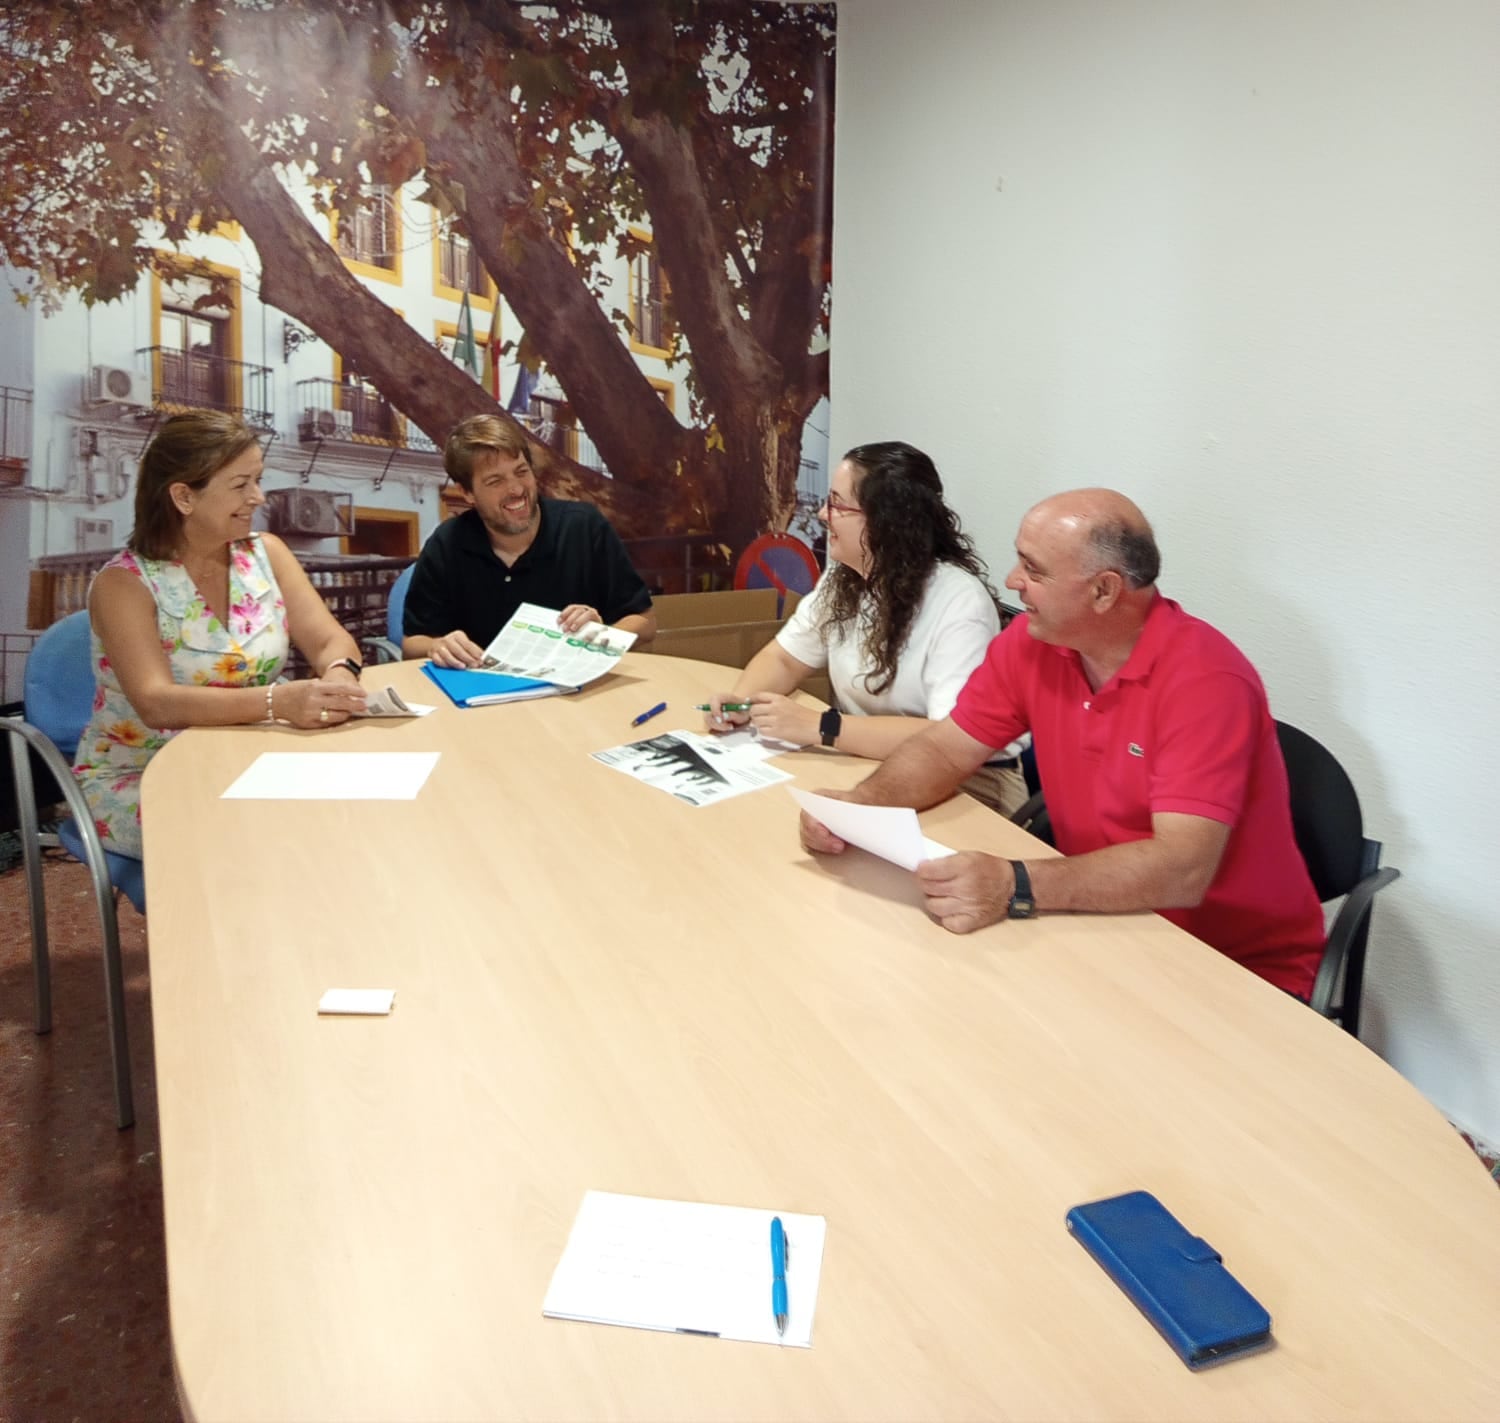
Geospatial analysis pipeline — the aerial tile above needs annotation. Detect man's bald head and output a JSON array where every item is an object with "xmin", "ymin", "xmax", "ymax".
[{"xmin": 1028, "ymin": 488, "xmax": 1160, "ymax": 590}]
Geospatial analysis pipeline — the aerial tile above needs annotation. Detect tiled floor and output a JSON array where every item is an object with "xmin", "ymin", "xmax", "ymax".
[{"xmin": 1, "ymin": 847, "xmax": 1497, "ymax": 1421}]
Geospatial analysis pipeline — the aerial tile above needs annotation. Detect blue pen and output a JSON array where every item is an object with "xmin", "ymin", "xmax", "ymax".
[
  {"xmin": 631, "ymin": 701, "xmax": 667, "ymax": 728},
  {"xmin": 770, "ymin": 1215, "xmax": 788, "ymax": 1336}
]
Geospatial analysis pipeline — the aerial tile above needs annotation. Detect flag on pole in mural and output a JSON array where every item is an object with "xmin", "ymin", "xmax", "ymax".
[
  {"xmin": 508, "ymin": 362, "xmax": 538, "ymax": 415},
  {"xmin": 484, "ymin": 295, "xmax": 502, "ymax": 399},
  {"xmin": 454, "ymin": 291, "xmax": 481, "ymax": 381}
]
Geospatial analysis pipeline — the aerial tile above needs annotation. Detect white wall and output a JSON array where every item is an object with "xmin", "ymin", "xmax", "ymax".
[{"xmin": 830, "ymin": 0, "xmax": 1500, "ymax": 1142}]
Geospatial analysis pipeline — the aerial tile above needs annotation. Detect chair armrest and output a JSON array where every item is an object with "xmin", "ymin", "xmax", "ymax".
[
  {"xmin": 361, "ymin": 636, "xmax": 403, "ymax": 665},
  {"xmin": 1309, "ymin": 865, "xmax": 1401, "ymax": 1018},
  {"xmin": 4, "ymin": 717, "xmax": 124, "ymax": 916}
]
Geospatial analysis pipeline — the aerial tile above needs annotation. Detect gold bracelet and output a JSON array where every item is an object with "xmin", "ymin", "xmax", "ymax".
[{"xmin": 264, "ymin": 683, "xmax": 276, "ymax": 723}]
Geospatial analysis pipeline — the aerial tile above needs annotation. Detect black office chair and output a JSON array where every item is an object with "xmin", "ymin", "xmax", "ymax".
[
  {"xmin": 1275, "ymin": 720, "xmax": 1400, "ymax": 1038},
  {"xmin": 1010, "ymin": 741, "xmax": 1053, "ymax": 847},
  {"xmin": 1008, "ymin": 721, "xmax": 1400, "ymax": 1037}
]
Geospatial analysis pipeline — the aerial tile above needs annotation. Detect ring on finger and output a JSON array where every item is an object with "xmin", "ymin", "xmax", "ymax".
[{"xmin": 319, "ymin": 708, "xmax": 329, "ymax": 723}]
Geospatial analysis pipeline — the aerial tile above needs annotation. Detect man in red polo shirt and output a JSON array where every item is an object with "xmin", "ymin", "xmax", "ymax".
[{"xmin": 799, "ymin": 488, "xmax": 1325, "ymax": 997}]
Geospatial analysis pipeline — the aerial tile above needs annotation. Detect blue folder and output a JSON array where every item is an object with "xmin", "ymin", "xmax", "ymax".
[{"xmin": 421, "ymin": 662, "xmax": 576, "ymax": 708}]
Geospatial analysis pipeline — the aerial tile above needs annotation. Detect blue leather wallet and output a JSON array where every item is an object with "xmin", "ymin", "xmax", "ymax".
[{"xmin": 1065, "ymin": 1191, "xmax": 1273, "ymax": 1370}]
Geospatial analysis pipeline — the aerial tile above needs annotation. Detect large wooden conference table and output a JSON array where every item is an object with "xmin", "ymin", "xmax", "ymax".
[{"xmin": 141, "ymin": 654, "xmax": 1500, "ymax": 1421}]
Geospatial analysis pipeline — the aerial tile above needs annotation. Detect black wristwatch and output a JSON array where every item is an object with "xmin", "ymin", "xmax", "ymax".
[
  {"xmin": 325, "ymin": 656, "xmax": 363, "ymax": 679},
  {"xmin": 1006, "ymin": 860, "xmax": 1036, "ymax": 919},
  {"xmin": 819, "ymin": 707, "xmax": 842, "ymax": 747}
]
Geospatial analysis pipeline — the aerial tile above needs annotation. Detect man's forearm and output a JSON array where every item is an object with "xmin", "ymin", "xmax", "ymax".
[
  {"xmin": 615, "ymin": 611, "xmax": 655, "ymax": 646},
  {"xmin": 849, "ymin": 721, "xmax": 977, "ymax": 809},
  {"xmin": 1026, "ymin": 826, "xmax": 1223, "ymax": 913}
]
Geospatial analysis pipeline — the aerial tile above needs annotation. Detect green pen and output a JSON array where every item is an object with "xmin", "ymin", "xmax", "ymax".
[{"xmin": 695, "ymin": 702, "xmax": 752, "ymax": 712}]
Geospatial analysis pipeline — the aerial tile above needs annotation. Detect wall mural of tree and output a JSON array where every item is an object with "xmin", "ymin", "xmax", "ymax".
[{"xmin": 0, "ymin": 0, "xmax": 835, "ymax": 555}]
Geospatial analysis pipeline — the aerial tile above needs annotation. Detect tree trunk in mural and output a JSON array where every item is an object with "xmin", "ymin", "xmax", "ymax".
[{"xmin": 0, "ymin": 0, "xmax": 834, "ymax": 557}]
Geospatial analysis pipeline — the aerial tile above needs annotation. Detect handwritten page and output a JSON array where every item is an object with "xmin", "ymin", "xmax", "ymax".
[
  {"xmin": 544, "ymin": 1192, "xmax": 827, "ymax": 1347},
  {"xmin": 221, "ymin": 751, "xmax": 440, "ymax": 801},
  {"xmin": 789, "ymin": 788, "xmax": 954, "ymax": 871}
]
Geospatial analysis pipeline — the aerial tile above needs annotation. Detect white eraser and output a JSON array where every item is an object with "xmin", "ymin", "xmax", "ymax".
[{"xmin": 318, "ymin": 988, "xmax": 396, "ymax": 1015}]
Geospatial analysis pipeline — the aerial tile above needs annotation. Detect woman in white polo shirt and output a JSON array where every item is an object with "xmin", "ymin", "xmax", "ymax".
[{"xmin": 704, "ymin": 440, "xmax": 1026, "ymax": 815}]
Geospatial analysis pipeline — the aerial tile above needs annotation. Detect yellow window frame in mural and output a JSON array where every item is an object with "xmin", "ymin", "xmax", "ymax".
[
  {"xmin": 431, "ymin": 211, "xmax": 497, "ymax": 310},
  {"xmin": 150, "ymin": 252, "xmax": 245, "ymax": 417},
  {"xmin": 341, "ymin": 506, "xmax": 420, "ymax": 558},
  {"xmin": 647, "ymin": 375, "xmax": 676, "ymax": 414},
  {"xmin": 626, "ymin": 226, "xmax": 673, "ymax": 358},
  {"xmin": 331, "ymin": 185, "xmax": 403, "ymax": 286},
  {"xmin": 333, "ymin": 313, "xmax": 408, "ymax": 447}
]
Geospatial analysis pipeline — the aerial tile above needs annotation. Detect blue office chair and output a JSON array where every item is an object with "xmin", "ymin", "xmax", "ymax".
[
  {"xmin": 363, "ymin": 564, "xmax": 414, "ymax": 664},
  {"xmin": 4, "ymin": 609, "xmax": 140, "ymax": 1127}
]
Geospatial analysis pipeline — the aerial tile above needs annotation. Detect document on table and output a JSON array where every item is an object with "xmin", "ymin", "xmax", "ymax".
[
  {"xmin": 789, "ymin": 788, "xmax": 954, "ymax": 871},
  {"xmin": 592, "ymin": 729, "xmax": 794, "ymax": 807},
  {"xmin": 352, "ymin": 685, "xmax": 435, "ymax": 717},
  {"xmin": 477, "ymin": 602, "xmax": 636, "ymax": 687},
  {"xmin": 543, "ymin": 1191, "xmax": 827, "ymax": 1347},
  {"xmin": 221, "ymin": 751, "xmax": 440, "ymax": 800}
]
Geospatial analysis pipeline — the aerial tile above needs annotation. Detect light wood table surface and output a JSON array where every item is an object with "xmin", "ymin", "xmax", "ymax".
[{"xmin": 141, "ymin": 654, "xmax": 1500, "ymax": 1421}]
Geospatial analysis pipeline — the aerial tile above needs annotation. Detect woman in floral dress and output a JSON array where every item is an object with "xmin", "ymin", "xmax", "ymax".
[{"xmin": 73, "ymin": 410, "xmax": 370, "ymax": 858}]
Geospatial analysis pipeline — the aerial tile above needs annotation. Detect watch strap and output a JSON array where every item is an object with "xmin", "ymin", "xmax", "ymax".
[
  {"xmin": 325, "ymin": 656, "xmax": 363, "ymax": 679},
  {"xmin": 1007, "ymin": 860, "xmax": 1036, "ymax": 919},
  {"xmin": 819, "ymin": 707, "xmax": 842, "ymax": 747}
]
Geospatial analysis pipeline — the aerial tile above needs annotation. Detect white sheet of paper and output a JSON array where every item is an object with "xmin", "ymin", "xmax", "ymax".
[
  {"xmin": 317, "ymin": 988, "xmax": 396, "ymax": 1015},
  {"xmin": 788, "ymin": 788, "xmax": 953, "ymax": 872},
  {"xmin": 705, "ymin": 726, "xmax": 800, "ymax": 759},
  {"xmin": 221, "ymin": 752, "xmax": 440, "ymax": 801},
  {"xmin": 544, "ymin": 1191, "xmax": 826, "ymax": 1347}
]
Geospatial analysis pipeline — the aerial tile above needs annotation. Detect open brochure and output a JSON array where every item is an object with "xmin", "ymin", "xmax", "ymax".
[
  {"xmin": 351, "ymin": 685, "xmax": 434, "ymax": 718},
  {"xmin": 473, "ymin": 602, "xmax": 637, "ymax": 689},
  {"xmin": 592, "ymin": 728, "xmax": 794, "ymax": 807}
]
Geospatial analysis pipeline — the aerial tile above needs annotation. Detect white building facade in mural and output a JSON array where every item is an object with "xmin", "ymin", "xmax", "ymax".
[{"xmin": 0, "ymin": 170, "xmax": 829, "ymax": 697}]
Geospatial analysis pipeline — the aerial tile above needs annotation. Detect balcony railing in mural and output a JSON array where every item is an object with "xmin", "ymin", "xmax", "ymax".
[
  {"xmin": 0, "ymin": 385, "xmax": 32, "ymax": 488},
  {"xmin": 295, "ymin": 377, "xmax": 441, "ymax": 451},
  {"xmin": 140, "ymin": 347, "xmax": 274, "ymax": 428},
  {"xmin": 519, "ymin": 397, "xmax": 602, "ymax": 475},
  {"xmin": 30, "ymin": 550, "xmax": 414, "ymax": 667}
]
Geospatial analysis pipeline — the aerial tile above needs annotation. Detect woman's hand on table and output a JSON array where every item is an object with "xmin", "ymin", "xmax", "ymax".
[
  {"xmin": 272, "ymin": 678, "xmax": 368, "ymax": 729},
  {"xmin": 703, "ymin": 691, "xmax": 753, "ymax": 732},
  {"xmin": 748, "ymin": 692, "xmax": 819, "ymax": 747}
]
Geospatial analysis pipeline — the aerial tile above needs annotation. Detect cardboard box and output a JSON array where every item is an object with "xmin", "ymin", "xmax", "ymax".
[{"xmin": 641, "ymin": 588, "xmax": 831, "ymax": 703}]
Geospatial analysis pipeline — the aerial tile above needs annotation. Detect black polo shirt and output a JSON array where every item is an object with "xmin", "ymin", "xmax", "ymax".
[{"xmin": 402, "ymin": 500, "xmax": 653, "ymax": 648}]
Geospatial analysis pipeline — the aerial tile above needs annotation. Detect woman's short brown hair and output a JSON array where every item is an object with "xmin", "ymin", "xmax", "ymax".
[
  {"xmin": 128, "ymin": 410, "xmax": 261, "ymax": 560},
  {"xmin": 443, "ymin": 414, "xmax": 533, "ymax": 493}
]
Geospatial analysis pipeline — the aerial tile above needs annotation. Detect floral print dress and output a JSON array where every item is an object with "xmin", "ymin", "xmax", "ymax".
[{"xmin": 72, "ymin": 535, "xmax": 289, "ymax": 859}]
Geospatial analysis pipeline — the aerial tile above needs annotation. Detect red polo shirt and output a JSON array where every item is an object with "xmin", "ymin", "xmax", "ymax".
[{"xmin": 952, "ymin": 595, "xmax": 1324, "ymax": 996}]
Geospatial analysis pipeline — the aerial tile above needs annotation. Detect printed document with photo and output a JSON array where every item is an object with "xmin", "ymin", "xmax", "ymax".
[{"xmin": 592, "ymin": 729, "xmax": 793, "ymax": 807}]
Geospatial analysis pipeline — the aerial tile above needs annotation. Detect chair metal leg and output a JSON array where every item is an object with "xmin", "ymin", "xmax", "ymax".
[
  {"xmin": 8, "ymin": 727, "xmax": 53, "ymax": 1033},
  {"xmin": 7, "ymin": 719, "xmax": 135, "ymax": 1129}
]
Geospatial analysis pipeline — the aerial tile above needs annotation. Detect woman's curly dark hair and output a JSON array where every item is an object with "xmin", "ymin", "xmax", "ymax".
[{"xmin": 820, "ymin": 441, "xmax": 999, "ymax": 694}]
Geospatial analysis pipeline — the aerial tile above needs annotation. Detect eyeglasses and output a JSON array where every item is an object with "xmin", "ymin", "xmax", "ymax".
[{"xmin": 823, "ymin": 492, "xmax": 863, "ymax": 518}]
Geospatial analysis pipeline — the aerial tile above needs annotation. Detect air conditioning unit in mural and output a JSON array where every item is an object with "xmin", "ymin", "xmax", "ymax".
[
  {"xmin": 88, "ymin": 365, "xmax": 148, "ymax": 409},
  {"xmin": 265, "ymin": 487, "xmax": 352, "ymax": 537},
  {"xmin": 299, "ymin": 405, "xmax": 354, "ymax": 441}
]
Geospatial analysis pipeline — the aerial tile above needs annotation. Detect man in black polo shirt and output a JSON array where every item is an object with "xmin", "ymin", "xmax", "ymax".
[{"xmin": 401, "ymin": 415, "xmax": 656, "ymax": 666}]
